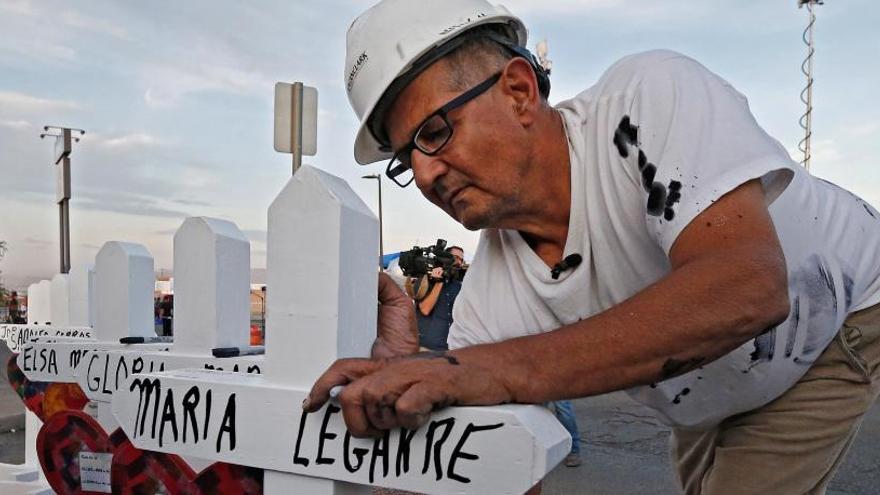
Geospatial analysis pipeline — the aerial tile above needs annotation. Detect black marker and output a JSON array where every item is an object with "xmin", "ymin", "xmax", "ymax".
[
  {"xmin": 120, "ymin": 336, "xmax": 174, "ymax": 344},
  {"xmin": 211, "ymin": 346, "xmax": 265, "ymax": 358}
]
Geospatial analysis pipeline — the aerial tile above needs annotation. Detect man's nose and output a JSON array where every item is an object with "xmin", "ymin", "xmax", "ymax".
[{"xmin": 411, "ymin": 151, "xmax": 448, "ymax": 192}]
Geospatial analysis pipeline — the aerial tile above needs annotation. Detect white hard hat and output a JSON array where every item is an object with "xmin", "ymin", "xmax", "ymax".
[{"xmin": 345, "ymin": 0, "xmax": 528, "ymax": 165}]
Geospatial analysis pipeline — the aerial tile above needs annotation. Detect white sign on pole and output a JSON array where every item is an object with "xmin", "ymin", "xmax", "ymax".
[{"xmin": 274, "ymin": 82, "xmax": 318, "ymax": 155}]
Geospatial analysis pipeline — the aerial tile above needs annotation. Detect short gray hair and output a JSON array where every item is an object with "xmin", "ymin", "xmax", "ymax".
[{"xmin": 441, "ymin": 27, "xmax": 514, "ymax": 91}]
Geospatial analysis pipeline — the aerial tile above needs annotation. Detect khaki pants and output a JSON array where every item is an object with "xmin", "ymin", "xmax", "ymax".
[{"xmin": 672, "ymin": 303, "xmax": 880, "ymax": 495}]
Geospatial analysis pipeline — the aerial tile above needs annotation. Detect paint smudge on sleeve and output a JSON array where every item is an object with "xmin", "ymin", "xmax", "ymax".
[
  {"xmin": 613, "ymin": 115, "xmax": 682, "ymax": 221},
  {"xmin": 613, "ymin": 116, "xmax": 639, "ymax": 158}
]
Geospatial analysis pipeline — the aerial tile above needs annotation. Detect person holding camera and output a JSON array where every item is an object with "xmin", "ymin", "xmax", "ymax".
[{"xmin": 412, "ymin": 245, "xmax": 465, "ymax": 352}]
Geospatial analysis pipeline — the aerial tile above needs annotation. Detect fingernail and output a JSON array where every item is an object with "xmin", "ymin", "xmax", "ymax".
[{"xmin": 301, "ymin": 397, "xmax": 310, "ymax": 410}]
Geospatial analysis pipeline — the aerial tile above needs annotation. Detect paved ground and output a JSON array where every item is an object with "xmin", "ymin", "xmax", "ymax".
[
  {"xmin": 543, "ymin": 393, "xmax": 880, "ymax": 495},
  {"xmin": 2, "ymin": 339, "xmax": 878, "ymax": 493}
]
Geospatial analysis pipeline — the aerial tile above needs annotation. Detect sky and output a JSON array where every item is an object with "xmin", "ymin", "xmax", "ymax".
[{"xmin": 1, "ymin": 0, "xmax": 878, "ymax": 290}]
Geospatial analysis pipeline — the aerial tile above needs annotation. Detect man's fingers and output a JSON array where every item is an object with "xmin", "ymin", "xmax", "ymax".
[
  {"xmin": 394, "ymin": 382, "xmax": 453, "ymax": 430},
  {"xmin": 304, "ymin": 358, "xmax": 380, "ymax": 413},
  {"xmin": 339, "ymin": 382, "xmax": 383, "ymax": 438},
  {"xmin": 364, "ymin": 389, "xmax": 401, "ymax": 431}
]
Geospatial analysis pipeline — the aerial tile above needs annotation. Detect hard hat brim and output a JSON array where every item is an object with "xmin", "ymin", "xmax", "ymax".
[{"xmin": 354, "ymin": 122, "xmax": 392, "ymax": 165}]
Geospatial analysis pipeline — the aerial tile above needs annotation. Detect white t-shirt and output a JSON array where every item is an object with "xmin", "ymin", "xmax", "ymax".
[{"xmin": 448, "ymin": 50, "xmax": 880, "ymax": 429}]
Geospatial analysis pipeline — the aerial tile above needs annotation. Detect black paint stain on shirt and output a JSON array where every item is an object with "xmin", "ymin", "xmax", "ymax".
[
  {"xmin": 612, "ymin": 116, "xmax": 684, "ymax": 221},
  {"xmin": 613, "ymin": 116, "xmax": 639, "ymax": 158},
  {"xmin": 647, "ymin": 183, "xmax": 667, "ymax": 216},
  {"xmin": 672, "ymin": 387, "xmax": 691, "ymax": 405},
  {"xmin": 843, "ymin": 273, "xmax": 854, "ymax": 308},
  {"xmin": 750, "ymin": 325, "xmax": 776, "ymax": 362},
  {"xmin": 664, "ymin": 181, "xmax": 682, "ymax": 220},
  {"xmin": 790, "ymin": 255, "xmax": 838, "ymax": 357},
  {"xmin": 641, "ymin": 164, "xmax": 657, "ymax": 191},
  {"xmin": 784, "ymin": 296, "xmax": 801, "ymax": 358}
]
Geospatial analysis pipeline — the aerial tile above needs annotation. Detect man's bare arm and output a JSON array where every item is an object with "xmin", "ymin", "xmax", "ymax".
[{"xmin": 308, "ymin": 180, "xmax": 790, "ymax": 435}]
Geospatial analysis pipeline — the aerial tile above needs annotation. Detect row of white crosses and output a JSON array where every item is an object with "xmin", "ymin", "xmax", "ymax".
[
  {"xmin": 0, "ymin": 218, "xmax": 256, "ymax": 493},
  {"xmin": 4, "ymin": 166, "xmax": 570, "ymax": 494},
  {"xmin": 1, "ymin": 264, "xmax": 95, "ymax": 494},
  {"xmin": 1, "ymin": 267, "xmax": 94, "ymax": 354},
  {"xmin": 16, "ymin": 220, "xmax": 264, "ymax": 485}
]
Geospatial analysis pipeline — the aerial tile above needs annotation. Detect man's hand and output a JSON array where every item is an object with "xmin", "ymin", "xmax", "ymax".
[
  {"xmin": 302, "ymin": 350, "xmax": 513, "ymax": 437},
  {"xmin": 371, "ymin": 272, "xmax": 419, "ymax": 359},
  {"xmin": 429, "ymin": 266, "xmax": 444, "ymax": 280}
]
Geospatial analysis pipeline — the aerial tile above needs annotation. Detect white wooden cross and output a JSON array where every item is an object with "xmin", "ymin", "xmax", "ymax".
[{"xmin": 112, "ymin": 166, "xmax": 571, "ymax": 494}]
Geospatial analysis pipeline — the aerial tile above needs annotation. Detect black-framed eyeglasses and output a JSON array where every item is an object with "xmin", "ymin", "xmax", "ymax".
[{"xmin": 385, "ymin": 72, "xmax": 502, "ymax": 187}]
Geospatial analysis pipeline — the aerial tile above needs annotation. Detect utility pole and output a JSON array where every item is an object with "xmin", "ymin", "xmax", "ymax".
[
  {"xmin": 362, "ymin": 174, "xmax": 384, "ymax": 263},
  {"xmin": 797, "ymin": 0, "xmax": 824, "ymax": 171},
  {"xmin": 40, "ymin": 125, "xmax": 85, "ymax": 274}
]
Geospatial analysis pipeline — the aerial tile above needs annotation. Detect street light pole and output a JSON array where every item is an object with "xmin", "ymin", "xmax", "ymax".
[
  {"xmin": 362, "ymin": 174, "xmax": 384, "ymax": 263},
  {"xmin": 40, "ymin": 125, "xmax": 85, "ymax": 274}
]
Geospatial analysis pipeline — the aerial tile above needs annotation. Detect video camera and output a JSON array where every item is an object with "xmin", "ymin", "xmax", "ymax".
[{"xmin": 397, "ymin": 239, "xmax": 465, "ymax": 282}]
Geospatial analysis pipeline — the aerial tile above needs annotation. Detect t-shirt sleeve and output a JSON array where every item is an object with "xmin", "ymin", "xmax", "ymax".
[
  {"xmin": 618, "ymin": 52, "xmax": 796, "ymax": 254},
  {"xmin": 446, "ymin": 290, "xmax": 484, "ymax": 350}
]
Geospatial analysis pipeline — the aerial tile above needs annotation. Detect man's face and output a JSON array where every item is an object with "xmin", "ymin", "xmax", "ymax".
[
  {"xmin": 383, "ymin": 60, "xmax": 532, "ymax": 231},
  {"xmin": 449, "ymin": 248, "xmax": 464, "ymax": 268}
]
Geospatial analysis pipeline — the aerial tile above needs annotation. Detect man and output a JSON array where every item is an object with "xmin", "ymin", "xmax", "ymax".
[
  {"xmin": 414, "ymin": 245, "xmax": 465, "ymax": 351},
  {"xmin": 306, "ymin": 1, "xmax": 880, "ymax": 493}
]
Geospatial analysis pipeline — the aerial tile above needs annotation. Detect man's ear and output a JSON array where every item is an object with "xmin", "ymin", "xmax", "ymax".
[{"xmin": 499, "ymin": 57, "xmax": 540, "ymax": 124}]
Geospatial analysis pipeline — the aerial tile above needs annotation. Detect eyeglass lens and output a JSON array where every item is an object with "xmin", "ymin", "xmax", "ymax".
[
  {"xmin": 414, "ymin": 114, "xmax": 452, "ymax": 153},
  {"xmin": 386, "ymin": 155, "xmax": 414, "ymax": 187}
]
